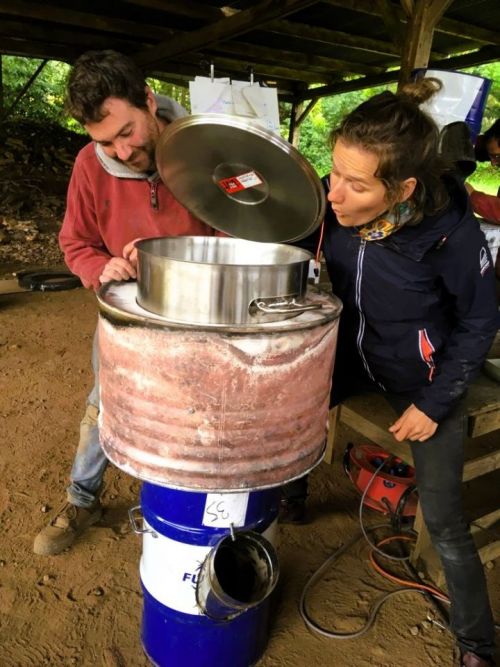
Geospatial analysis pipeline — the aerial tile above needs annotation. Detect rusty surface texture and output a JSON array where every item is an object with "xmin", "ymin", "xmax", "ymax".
[{"xmin": 98, "ymin": 298, "xmax": 339, "ymax": 491}]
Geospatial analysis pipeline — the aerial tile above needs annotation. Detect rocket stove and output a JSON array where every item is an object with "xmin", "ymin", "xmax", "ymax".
[{"xmin": 97, "ymin": 114, "xmax": 342, "ymax": 667}]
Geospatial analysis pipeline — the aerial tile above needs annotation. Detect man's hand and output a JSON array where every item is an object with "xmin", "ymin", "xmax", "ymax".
[
  {"xmin": 388, "ymin": 403, "xmax": 438, "ymax": 442},
  {"xmin": 99, "ymin": 257, "xmax": 136, "ymax": 284},
  {"xmin": 123, "ymin": 237, "xmax": 144, "ymax": 270}
]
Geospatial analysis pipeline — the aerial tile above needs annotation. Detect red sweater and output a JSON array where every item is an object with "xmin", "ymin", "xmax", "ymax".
[
  {"xmin": 469, "ymin": 189, "xmax": 500, "ymax": 224},
  {"xmin": 59, "ymin": 142, "xmax": 216, "ymax": 289}
]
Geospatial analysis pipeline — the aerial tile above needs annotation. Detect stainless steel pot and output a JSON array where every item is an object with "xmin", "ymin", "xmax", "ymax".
[{"xmin": 136, "ymin": 236, "xmax": 320, "ymax": 326}]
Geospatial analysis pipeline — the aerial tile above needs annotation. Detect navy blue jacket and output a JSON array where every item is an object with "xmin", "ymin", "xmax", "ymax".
[{"xmin": 307, "ymin": 175, "xmax": 498, "ymax": 422}]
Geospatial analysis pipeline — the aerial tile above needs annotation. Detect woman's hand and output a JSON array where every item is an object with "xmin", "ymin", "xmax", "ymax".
[
  {"xmin": 99, "ymin": 257, "xmax": 136, "ymax": 284},
  {"xmin": 388, "ymin": 404, "xmax": 438, "ymax": 442},
  {"xmin": 123, "ymin": 237, "xmax": 144, "ymax": 269}
]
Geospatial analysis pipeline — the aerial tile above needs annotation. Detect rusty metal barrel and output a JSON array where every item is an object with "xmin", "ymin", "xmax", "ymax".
[{"xmin": 97, "ymin": 282, "xmax": 341, "ymax": 491}]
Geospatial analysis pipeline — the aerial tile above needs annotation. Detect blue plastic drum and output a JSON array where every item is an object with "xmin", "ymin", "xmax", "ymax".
[{"xmin": 135, "ymin": 483, "xmax": 280, "ymax": 667}]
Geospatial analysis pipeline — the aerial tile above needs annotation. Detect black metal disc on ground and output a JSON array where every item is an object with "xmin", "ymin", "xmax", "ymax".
[{"xmin": 16, "ymin": 270, "xmax": 82, "ymax": 292}]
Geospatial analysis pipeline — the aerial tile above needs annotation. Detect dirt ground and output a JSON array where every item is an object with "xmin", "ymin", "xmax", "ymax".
[{"xmin": 0, "ymin": 286, "xmax": 498, "ymax": 667}]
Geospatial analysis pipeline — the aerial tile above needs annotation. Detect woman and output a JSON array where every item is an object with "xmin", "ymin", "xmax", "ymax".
[{"xmin": 289, "ymin": 79, "xmax": 498, "ymax": 666}]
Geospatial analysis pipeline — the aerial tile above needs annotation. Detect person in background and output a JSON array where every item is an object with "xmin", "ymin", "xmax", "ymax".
[
  {"xmin": 466, "ymin": 118, "xmax": 500, "ymax": 223},
  {"xmin": 33, "ymin": 50, "xmax": 217, "ymax": 556},
  {"xmin": 288, "ymin": 78, "xmax": 498, "ymax": 666}
]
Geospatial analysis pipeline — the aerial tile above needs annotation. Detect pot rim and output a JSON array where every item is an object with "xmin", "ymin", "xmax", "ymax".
[
  {"xmin": 97, "ymin": 282, "xmax": 342, "ymax": 333},
  {"xmin": 135, "ymin": 236, "xmax": 314, "ymax": 269}
]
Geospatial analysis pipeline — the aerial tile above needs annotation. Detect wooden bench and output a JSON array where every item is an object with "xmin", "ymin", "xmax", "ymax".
[{"xmin": 325, "ymin": 372, "xmax": 500, "ymax": 587}]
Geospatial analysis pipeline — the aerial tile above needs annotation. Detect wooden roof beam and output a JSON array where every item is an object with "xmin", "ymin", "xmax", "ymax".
[
  {"xmin": 119, "ymin": 0, "xmax": 223, "ymax": 22},
  {"xmin": 263, "ymin": 18, "xmax": 406, "ymax": 57},
  {"xmin": 0, "ymin": 37, "xmax": 77, "ymax": 62},
  {"xmin": 292, "ymin": 44, "xmax": 500, "ymax": 102},
  {"xmin": 0, "ymin": 18, "xmax": 148, "ymax": 53},
  {"xmin": 0, "ymin": 0, "xmax": 172, "ymax": 41},
  {"xmin": 377, "ymin": 0, "xmax": 406, "ymax": 49},
  {"xmin": 185, "ymin": 52, "xmax": 336, "ymax": 84},
  {"xmin": 133, "ymin": 0, "xmax": 321, "ymax": 69},
  {"xmin": 320, "ymin": 0, "xmax": 500, "ymax": 45},
  {"xmin": 209, "ymin": 40, "xmax": 385, "ymax": 77}
]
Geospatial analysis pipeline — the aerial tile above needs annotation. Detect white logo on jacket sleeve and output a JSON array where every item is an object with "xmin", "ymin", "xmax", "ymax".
[{"xmin": 479, "ymin": 247, "xmax": 490, "ymax": 276}]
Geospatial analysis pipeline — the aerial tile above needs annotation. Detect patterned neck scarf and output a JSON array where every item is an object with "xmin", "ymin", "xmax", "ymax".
[{"xmin": 357, "ymin": 201, "xmax": 415, "ymax": 241}]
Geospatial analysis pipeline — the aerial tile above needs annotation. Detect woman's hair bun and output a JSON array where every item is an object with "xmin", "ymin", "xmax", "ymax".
[{"xmin": 398, "ymin": 77, "xmax": 442, "ymax": 105}]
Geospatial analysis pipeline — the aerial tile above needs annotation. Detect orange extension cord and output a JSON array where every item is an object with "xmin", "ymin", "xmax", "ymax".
[{"xmin": 369, "ymin": 535, "xmax": 449, "ymax": 602}]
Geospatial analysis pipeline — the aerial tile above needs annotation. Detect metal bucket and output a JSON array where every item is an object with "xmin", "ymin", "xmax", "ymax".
[
  {"xmin": 97, "ymin": 282, "xmax": 341, "ymax": 491},
  {"xmin": 133, "ymin": 482, "xmax": 279, "ymax": 667},
  {"xmin": 136, "ymin": 236, "xmax": 318, "ymax": 325}
]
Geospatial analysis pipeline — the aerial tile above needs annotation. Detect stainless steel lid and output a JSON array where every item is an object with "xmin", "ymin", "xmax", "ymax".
[{"xmin": 156, "ymin": 114, "xmax": 325, "ymax": 243}]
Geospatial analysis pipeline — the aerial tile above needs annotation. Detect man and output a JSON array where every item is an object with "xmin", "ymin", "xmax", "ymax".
[
  {"xmin": 34, "ymin": 50, "xmax": 216, "ymax": 556},
  {"xmin": 466, "ymin": 119, "xmax": 500, "ymax": 222}
]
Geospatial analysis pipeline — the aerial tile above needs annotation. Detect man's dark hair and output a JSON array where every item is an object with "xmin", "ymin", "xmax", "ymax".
[
  {"xmin": 474, "ymin": 119, "xmax": 500, "ymax": 162},
  {"xmin": 66, "ymin": 50, "xmax": 148, "ymax": 124},
  {"xmin": 484, "ymin": 119, "xmax": 500, "ymax": 142}
]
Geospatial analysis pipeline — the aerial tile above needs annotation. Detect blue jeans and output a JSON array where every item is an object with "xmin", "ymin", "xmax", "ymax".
[
  {"xmin": 66, "ymin": 331, "xmax": 108, "ymax": 507},
  {"xmin": 284, "ymin": 393, "xmax": 495, "ymax": 659},
  {"xmin": 387, "ymin": 395, "xmax": 495, "ymax": 660}
]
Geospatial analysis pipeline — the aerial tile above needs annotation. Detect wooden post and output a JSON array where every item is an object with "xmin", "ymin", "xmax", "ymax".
[
  {"xmin": 324, "ymin": 406, "xmax": 341, "ymax": 464},
  {"xmin": 398, "ymin": 0, "xmax": 454, "ymax": 89},
  {"xmin": 288, "ymin": 97, "xmax": 317, "ymax": 147},
  {"xmin": 288, "ymin": 99, "xmax": 303, "ymax": 145}
]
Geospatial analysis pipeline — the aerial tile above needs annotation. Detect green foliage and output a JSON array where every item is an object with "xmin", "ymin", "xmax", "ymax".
[
  {"xmin": 289, "ymin": 63, "xmax": 500, "ymax": 180},
  {"xmin": 463, "ymin": 62, "xmax": 500, "ymax": 192},
  {"xmin": 469, "ymin": 166, "xmax": 498, "ymax": 195},
  {"xmin": 0, "ymin": 56, "xmax": 191, "ymax": 132},
  {"xmin": 1, "ymin": 55, "xmax": 499, "ymax": 193},
  {"xmin": 1, "ymin": 56, "xmax": 71, "ymax": 124},
  {"xmin": 463, "ymin": 62, "xmax": 499, "ymax": 132},
  {"xmin": 146, "ymin": 77, "xmax": 191, "ymax": 111}
]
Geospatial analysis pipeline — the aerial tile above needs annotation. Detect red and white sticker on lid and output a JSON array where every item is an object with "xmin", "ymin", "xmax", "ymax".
[{"xmin": 218, "ymin": 170, "xmax": 263, "ymax": 195}]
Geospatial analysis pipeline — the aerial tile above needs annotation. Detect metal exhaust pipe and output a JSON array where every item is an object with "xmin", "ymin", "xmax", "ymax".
[{"xmin": 196, "ymin": 530, "xmax": 279, "ymax": 621}]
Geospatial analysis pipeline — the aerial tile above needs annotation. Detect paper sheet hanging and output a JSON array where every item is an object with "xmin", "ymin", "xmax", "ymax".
[{"xmin": 189, "ymin": 76, "xmax": 280, "ymax": 133}]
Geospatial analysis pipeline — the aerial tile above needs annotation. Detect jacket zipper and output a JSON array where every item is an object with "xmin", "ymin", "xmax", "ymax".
[
  {"xmin": 149, "ymin": 179, "xmax": 159, "ymax": 210},
  {"xmin": 355, "ymin": 240, "xmax": 385, "ymax": 388}
]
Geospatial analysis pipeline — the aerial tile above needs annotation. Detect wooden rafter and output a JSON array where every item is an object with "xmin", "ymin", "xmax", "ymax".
[
  {"xmin": 133, "ymin": 0, "xmax": 321, "ymax": 69},
  {"xmin": 377, "ymin": 0, "xmax": 405, "ymax": 49},
  {"xmin": 265, "ymin": 18, "xmax": 404, "ymax": 57},
  {"xmin": 183, "ymin": 52, "xmax": 336, "ymax": 84},
  {"xmin": 292, "ymin": 44, "xmax": 500, "ymax": 102},
  {"xmin": 0, "ymin": 0, "xmax": 173, "ymax": 41},
  {"xmin": 209, "ymin": 39, "xmax": 385, "ymax": 77},
  {"xmin": 119, "ymin": 0, "xmax": 223, "ymax": 21},
  {"xmin": 0, "ymin": 0, "xmax": 498, "ymax": 104},
  {"xmin": 320, "ymin": 0, "xmax": 500, "ymax": 45}
]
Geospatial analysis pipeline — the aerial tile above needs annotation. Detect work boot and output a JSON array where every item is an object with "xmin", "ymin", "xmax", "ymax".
[
  {"xmin": 460, "ymin": 651, "xmax": 496, "ymax": 666},
  {"xmin": 33, "ymin": 500, "xmax": 102, "ymax": 555}
]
